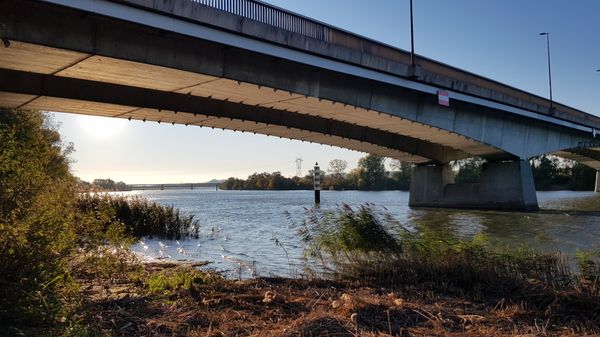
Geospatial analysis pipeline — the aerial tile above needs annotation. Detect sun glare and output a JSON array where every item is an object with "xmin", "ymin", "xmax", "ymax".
[{"xmin": 77, "ymin": 115, "xmax": 128, "ymax": 140}]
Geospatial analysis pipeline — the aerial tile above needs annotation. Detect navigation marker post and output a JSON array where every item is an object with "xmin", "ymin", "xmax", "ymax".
[{"xmin": 314, "ymin": 162, "xmax": 321, "ymax": 204}]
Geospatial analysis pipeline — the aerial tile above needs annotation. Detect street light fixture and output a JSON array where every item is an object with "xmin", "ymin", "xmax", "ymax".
[
  {"xmin": 539, "ymin": 32, "xmax": 553, "ymax": 113},
  {"xmin": 407, "ymin": 0, "xmax": 420, "ymax": 78},
  {"xmin": 409, "ymin": 0, "xmax": 415, "ymax": 67}
]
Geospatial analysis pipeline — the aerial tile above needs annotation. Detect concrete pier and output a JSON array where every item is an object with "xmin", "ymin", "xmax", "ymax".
[
  {"xmin": 409, "ymin": 160, "xmax": 538, "ymax": 211},
  {"xmin": 595, "ymin": 171, "xmax": 600, "ymax": 193}
]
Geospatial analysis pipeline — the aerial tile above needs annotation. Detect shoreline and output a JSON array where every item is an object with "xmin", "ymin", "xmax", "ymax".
[{"xmin": 68, "ymin": 259, "xmax": 599, "ymax": 337}]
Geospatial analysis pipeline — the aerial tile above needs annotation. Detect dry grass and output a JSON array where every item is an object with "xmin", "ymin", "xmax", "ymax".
[{"xmin": 73, "ymin": 262, "xmax": 600, "ymax": 337}]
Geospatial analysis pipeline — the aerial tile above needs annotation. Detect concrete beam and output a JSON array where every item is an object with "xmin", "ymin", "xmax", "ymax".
[
  {"xmin": 566, "ymin": 148, "xmax": 600, "ymax": 162},
  {"xmin": 0, "ymin": 68, "xmax": 467, "ymax": 162}
]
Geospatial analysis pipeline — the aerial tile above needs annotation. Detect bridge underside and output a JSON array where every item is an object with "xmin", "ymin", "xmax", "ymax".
[
  {"xmin": 1, "ymin": 0, "xmax": 599, "ymax": 211},
  {"xmin": 0, "ymin": 41, "xmax": 501, "ymax": 163}
]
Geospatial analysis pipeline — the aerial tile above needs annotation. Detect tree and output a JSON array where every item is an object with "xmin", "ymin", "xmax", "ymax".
[
  {"xmin": 454, "ymin": 157, "xmax": 485, "ymax": 184},
  {"xmin": 357, "ymin": 154, "xmax": 386, "ymax": 190},
  {"xmin": 328, "ymin": 159, "xmax": 348, "ymax": 176},
  {"xmin": 389, "ymin": 160, "xmax": 412, "ymax": 190},
  {"xmin": 220, "ymin": 177, "xmax": 245, "ymax": 190},
  {"xmin": 531, "ymin": 155, "xmax": 561, "ymax": 190},
  {"xmin": 568, "ymin": 162, "xmax": 596, "ymax": 191},
  {"xmin": 327, "ymin": 159, "xmax": 348, "ymax": 189},
  {"xmin": 0, "ymin": 109, "xmax": 78, "ymax": 324}
]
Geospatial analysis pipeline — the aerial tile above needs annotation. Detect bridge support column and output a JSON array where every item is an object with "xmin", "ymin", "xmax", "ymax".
[
  {"xmin": 409, "ymin": 160, "xmax": 538, "ymax": 211},
  {"xmin": 595, "ymin": 171, "xmax": 600, "ymax": 193}
]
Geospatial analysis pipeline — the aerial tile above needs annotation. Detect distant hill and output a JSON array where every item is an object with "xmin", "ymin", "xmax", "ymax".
[{"xmin": 205, "ymin": 179, "xmax": 225, "ymax": 184}]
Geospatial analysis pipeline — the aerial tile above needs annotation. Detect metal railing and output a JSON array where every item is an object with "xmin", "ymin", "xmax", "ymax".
[
  {"xmin": 193, "ymin": 0, "xmax": 331, "ymax": 41},
  {"xmin": 188, "ymin": 0, "xmax": 595, "ymax": 125}
]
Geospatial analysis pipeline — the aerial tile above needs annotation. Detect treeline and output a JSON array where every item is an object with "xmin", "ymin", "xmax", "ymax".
[
  {"xmin": 531, "ymin": 155, "xmax": 596, "ymax": 190},
  {"xmin": 454, "ymin": 156, "xmax": 597, "ymax": 191},
  {"xmin": 221, "ymin": 155, "xmax": 597, "ymax": 191},
  {"xmin": 220, "ymin": 155, "xmax": 412, "ymax": 191},
  {"xmin": 78, "ymin": 178, "xmax": 131, "ymax": 191}
]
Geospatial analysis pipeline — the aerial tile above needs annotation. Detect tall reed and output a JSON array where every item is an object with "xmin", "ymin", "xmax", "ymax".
[
  {"xmin": 299, "ymin": 204, "xmax": 596, "ymax": 296},
  {"xmin": 76, "ymin": 194, "xmax": 199, "ymax": 239}
]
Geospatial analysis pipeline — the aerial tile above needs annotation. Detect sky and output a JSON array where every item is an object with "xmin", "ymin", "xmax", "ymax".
[{"xmin": 51, "ymin": 0, "xmax": 600, "ymax": 184}]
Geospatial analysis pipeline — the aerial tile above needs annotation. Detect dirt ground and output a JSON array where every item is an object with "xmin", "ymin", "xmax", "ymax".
[{"xmin": 75, "ymin": 262, "xmax": 600, "ymax": 337}]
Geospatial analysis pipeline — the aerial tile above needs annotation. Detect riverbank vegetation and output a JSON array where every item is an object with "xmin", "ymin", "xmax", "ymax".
[
  {"xmin": 76, "ymin": 194, "xmax": 199, "ymax": 239},
  {"xmin": 3, "ymin": 107, "xmax": 600, "ymax": 336},
  {"xmin": 46, "ymin": 205, "xmax": 600, "ymax": 336},
  {"xmin": 299, "ymin": 204, "xmax": 600, "ymax": 292},
  {"xmin": 220, "ymin": 155, "xmax": 597, "ymax": 192},
  {"xmin": 0, "ymin": 109, "xmax": 200, "ymax": 334},
  {"xmin": 220, "ymin": 155, "xmax": 413, "ymax": 191},
  {"xmin": 78, "ymin": 178, "xmax": 131, "ymax": 192}
]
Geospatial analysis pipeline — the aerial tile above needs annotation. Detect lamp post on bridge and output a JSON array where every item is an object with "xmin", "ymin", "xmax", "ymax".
[
  {"xmin": 408, "ymin": 0, "xmax": 419, "ymax": 78},
  {"xmin": 409, "ymin": 0, "xmax": 415, "ymax": 67},
  {"xmin": 595, "ymin": 70, "xmax": 600, "ymax": 193},
  {"xmin": 539, "ymin": 32, "xmax": 553, "ymax": 114}
]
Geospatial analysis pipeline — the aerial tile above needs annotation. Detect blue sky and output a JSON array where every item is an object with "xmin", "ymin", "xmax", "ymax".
[{"xmin": 52, "ymin": 0, "xmax": 600, "ymax": 183}]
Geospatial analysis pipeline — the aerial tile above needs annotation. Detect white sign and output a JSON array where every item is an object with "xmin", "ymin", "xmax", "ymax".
[{"xmin": 438, "ymin": 90, "xmax": 450, "ymax": 107}]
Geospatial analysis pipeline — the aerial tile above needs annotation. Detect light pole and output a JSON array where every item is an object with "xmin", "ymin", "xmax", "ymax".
[
  {"xmin": 409, "ymin": 0, "xmax": 415, "ymax": 67},
  {"xmin": 539, "ymin": 32, "xmax": 553, "ymax": 113}
]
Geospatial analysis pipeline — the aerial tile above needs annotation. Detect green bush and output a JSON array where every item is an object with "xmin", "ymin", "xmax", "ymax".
[
  {"xmin": 0, "ymin": 110, "xmax": 79, "ymax": 325},
  {"xmin": 0, "ymin": 109, "xmax": 132, "ymax": 330}
]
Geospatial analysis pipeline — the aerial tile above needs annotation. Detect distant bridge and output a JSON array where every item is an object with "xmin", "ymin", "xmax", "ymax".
[
  {"xmin": 128, "ymin": 182, "xmax": 220, "ymax": 191},
  {"xmin": 1, "ymin": 0, "xmax": 599, "ymax": 210}
]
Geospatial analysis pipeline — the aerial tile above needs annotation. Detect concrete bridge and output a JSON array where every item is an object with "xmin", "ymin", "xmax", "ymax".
[{"xmin": 1, "ymin": 0, "xmax": 599, "ymax": 210}]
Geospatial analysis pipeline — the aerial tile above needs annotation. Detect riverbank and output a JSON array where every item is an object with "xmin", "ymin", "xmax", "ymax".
[{"xmin": 57, "ymin": 260, "xmax": 599, "ymax": 336}]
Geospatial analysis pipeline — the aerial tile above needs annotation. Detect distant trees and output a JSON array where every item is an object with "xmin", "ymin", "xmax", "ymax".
[
  {"xmin": 453, "ymin": 157, "xmax": 485, "ymax": 184},
  {"xmin": 451, "ymin": 155, "xmax": 596, "ymax": 191},
  {"xmin": 219, "ymin": 155, "xmax": 414, "ymax": 191},
  {"xmin": 355, "ymin": 154, "xmax": 387, "ymax": 190},
  {"xmin": 219, "ymin": 172, "xmax": 312, "ymax": 190},
  {"xmin": 219, "ymin": 154, "xmax": 597, "ymax": 191},
  {"xmin": 91, "ymin": 178, "xmax": 130, "ymax": 191},
  {"xmin": 389, "ymin": 160, "xmax": 412, "ymax": 190},
  {"xmin": 327, "ymin": 159, "xmax": 348, "ymax": 189},
  {"xmin": 530, "ymin": 155, "xmax": 595, "ymax": 191},
  {"xmin": 220, "ymin": 177, "xmax": 245, "ymax": 190},
  {"xmin": 569, "ymin": 162, "xmax": 597, "ymax": 190}
]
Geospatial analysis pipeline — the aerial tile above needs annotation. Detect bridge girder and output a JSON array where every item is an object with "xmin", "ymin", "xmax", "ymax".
[
  {"xmin": 0, "ymin": 68, "xmax": 468, "ymax": 163},
  {"xmin": 0, "ymin": 0, "xmax": 597, "ymax": 165}
]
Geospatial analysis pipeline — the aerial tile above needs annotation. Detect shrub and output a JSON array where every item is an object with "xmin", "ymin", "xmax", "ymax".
[
  {"xmin": 0, "ymin": 110, "xmax": 132, "ymax": 329},
  {"xmin": 0, "ymin": 110, "xmax": 79, "ymax": 325}
]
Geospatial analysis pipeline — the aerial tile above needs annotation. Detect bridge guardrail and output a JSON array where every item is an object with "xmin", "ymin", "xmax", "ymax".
[
  {"xmin": 193, "ymin": 0, "xmax": 332, "ymax": 41},
  {"xmin": 190, "ymin": 0, "xmax": 598, "ymax": 128}
]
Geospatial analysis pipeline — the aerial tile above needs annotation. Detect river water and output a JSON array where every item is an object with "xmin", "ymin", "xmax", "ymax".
[{"xmin": 128, "ymin": 190, "xmax": 600, "ymax": 278}]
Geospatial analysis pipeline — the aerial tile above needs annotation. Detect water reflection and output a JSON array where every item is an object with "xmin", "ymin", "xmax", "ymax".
[{"xmin": 126, "ymin": 190, "xmax": 600, "ymax": 278}]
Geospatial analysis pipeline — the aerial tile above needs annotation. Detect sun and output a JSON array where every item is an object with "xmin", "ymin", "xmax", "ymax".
[{"xmin": 77, "ymin": 115, "xmax": 128, "ymax": 140}]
